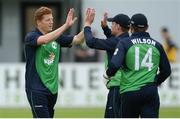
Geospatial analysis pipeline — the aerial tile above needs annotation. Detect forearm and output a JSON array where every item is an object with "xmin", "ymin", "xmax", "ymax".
[
  {"xmin": 72, "ymin": 31, "xmax": 84, "ymax": 45},
  {"xmin": 106, "ymin": 63, "xmax": 119, "ymax": 77},
  {"xmin": 37, "ymin": 23, "xmax": 69, "ymax": 45},
  {"xmin": 102, "ymin": 26, "xmax": 112, "ymax": 38},
  {"xmin": 157, "ymin": 68, "xmax": 171, "ymax": 85},
  {"xmin": 157, "ymin": 46, "xmax": 172, "ymax": 85},
  {"xmin": 84, "ymin": 26, "xmax": 95, "ymax": 48}
]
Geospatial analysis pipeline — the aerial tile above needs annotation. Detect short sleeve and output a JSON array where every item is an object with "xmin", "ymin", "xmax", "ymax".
[
  {"xmin": 25, "ymin": 32, "xmax": 41, "ymax": 46},
  {"xmin": 56, "ymin": 35, "xmax": 74, "ymax": 47}
]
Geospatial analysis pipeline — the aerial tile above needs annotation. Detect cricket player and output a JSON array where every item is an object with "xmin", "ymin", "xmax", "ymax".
[
  {"xmin": 84, "ymin": 8, "xmax": 130, "ymax": 118},
  {"xmin": 104, "ymin": 13, "xmax": 171, "ymax": 118},
  {"xmin": 24, "ymin": 7, "xmax": 84, "ymax": 118}
]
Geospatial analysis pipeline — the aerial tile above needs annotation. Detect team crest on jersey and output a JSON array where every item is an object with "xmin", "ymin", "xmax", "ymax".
[
  {"xmin": 52, "ymin": 41, "xmax": 57, "ymax": 49},
  {"xmin": 44, "ymin": 52, "xmax": 55, "ymax": 65}
]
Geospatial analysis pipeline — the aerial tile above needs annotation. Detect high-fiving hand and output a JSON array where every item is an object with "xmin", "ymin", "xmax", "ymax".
[
  {"xmin": 65, "ymin": 8, "xmax": 77, "ymax": 27},
  {"xmin": 101, "ymin": 12, "xmax": 108, "ymax": 28},
  {"xmin": 85, "ymin": 8, "xmax": 95, "ymax": 27}
]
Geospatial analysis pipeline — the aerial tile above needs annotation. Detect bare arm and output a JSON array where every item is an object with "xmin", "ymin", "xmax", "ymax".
[
  {"xmin": 71, "ymin": 8, "xmax": 95, "ymax": 45},
  {"xmin": 37, "ymin": 8, "xmax": 77, "ymax": 45},
  {"xmin": 71, "ymin": 31, "xmax": 84, "ymax": 45}
]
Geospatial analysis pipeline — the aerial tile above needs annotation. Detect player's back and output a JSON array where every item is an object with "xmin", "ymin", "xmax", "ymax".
[{"xmin": 120, "ymin": 32, "xmax": 161, "ymax": 94}]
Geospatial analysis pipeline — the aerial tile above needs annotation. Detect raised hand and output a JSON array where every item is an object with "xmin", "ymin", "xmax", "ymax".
[
  {"xmin": 85, "ymin": 8, "xmax": 95, "ymax": 26},
  {"xmin": 101, "ymin": 12, "xmax": 108, "ymax": 28},
  {"xmin": 65, "ymin": 8, "xmax": 77, "ymax": 27}
]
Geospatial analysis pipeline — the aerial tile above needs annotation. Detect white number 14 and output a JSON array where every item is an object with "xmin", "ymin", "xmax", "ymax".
[{"xmin": 135, "ymin": 47, "xmax": 153, "ymax": 71}]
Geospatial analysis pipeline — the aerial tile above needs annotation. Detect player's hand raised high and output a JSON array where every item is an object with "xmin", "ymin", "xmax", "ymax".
[
  {"xmin": 65, "ymin": 8, "xmax": 77, "ymax": 27},
  {"xmin": 101, "ymin": 12, "xmax": 108, "ymax": 28},
  {"xmin": 85, "ymin": 8, "xmax": 95, "ymax": 26}
]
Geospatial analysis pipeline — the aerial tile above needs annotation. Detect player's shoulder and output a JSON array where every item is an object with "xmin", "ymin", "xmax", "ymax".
[
  {"xmin": 120, "ymin": 36, "xmax": 133, "ymax": 45},
  {"xmin": 26, "ymin": 32, "xmax": 35, "ymax": 38},
  {"xmin": 150, "ymin": 37, "xmax": 162, "ymax": 46},
  {"xmin": 104, "ymin": 36, "xmax": 120, "ymax": 45},
  {"xmin": 150, "ymin": 37, "xmax": 164, "ymax": 51},
  {"xmin": 25, "ymin": 29, "xmax": 42, "ymax": 39},
  {"xmin": 116, "ymin": 37, "xmax": 132, "ymax": 50}
]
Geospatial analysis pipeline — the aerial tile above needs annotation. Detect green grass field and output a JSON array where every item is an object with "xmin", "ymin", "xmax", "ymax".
[{"xmin": 0, "ymin": 107, "xmax": 180, "ymax": 118}]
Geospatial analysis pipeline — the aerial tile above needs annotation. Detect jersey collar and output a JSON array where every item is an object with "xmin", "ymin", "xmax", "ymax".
[
  {"xmin": 131, "ymin": 32, "xmax": 150, "ymax": 37},
  {"xmin": 32, "ymin": 28, "xmax": 43, "ymax": 35},
  {"xmin": 118, "ymin": 32, "xmax": 129, "ymax": 38}
]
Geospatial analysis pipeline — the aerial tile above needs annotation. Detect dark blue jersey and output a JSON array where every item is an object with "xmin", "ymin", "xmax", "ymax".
[
  {"xmin": 106, "ymin": 32, "xmax": 171, "ymax": 87},
  {"xmin": 102, "ymin": 26, "xmax": 113, "ymax": 38},
  {"xmin": 24, "ymin": 28, "xmax": 73, "ymax": 94},
  {"xmin": 84, "ymin": 26, "xmax": 129, "ymax": 88},
  {"xmin": 84, "ymin": 26, "xmax": 129, "ymax": 64}
]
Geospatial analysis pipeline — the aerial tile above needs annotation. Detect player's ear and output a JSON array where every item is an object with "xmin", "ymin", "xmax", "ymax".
[
  {"xmin": 117, "ymin": 24, "xmax": 121, "ymax": 31},
  {"xmin": 130, "ymin": 26, "xmax": 134, "ymax": 33},
  {"xmin": 145, "ymin": 25, "xmax": 149, "ymax": 31},
  {"xmin": 36, "ymin": 20, "xmax": 41, "ymax": 26}
]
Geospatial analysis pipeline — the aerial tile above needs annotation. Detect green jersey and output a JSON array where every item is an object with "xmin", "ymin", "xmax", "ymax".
[
  {"xmin": 121, "ymin": 43, "xmax": 160, "ymax": 93},
  {"xmin": 106, "ymin": 32, "xmax": 170, "ymax": 94},
  {"xmin": 35, "ymin": 41, "xmax": 60, "ymax": 94},
  {"xmin": 105, "ymin": 54, "xmax": 122, "ymax": 88}
]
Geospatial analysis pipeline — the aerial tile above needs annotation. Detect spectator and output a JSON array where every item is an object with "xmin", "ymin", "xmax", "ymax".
[{"xmin": 161, "ymin": 27, "xmax": 178, "ymax": 63}]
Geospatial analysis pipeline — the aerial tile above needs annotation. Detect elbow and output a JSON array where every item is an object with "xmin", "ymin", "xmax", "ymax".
[
  {"xmin": 78, "ymin": 39, "xmax": 84, "ymax": 44},
  {"xmin": 85, "ymin": 39, "xmax": 94, "ymax": 48},
  {"xmin": 72, "ymin": 35, "xmax": 84, "ymax": 45},
  {"xmin": 161, "ymin": 68, "xmax": 171, "ymax": 80},
  {"xmin": 77, "ymin": 37, "xmax": 85, "ymax": 45},
  {"xmin": 166, "ymin": 64, "xmax": 172, "ymax": 78},
  {"xmin": 166, "ymin": 68, "xmax": 171, "ymax": 78},
  {"xmin": 43, "ymin": 39, "xmax": 49, "ymax": 44},
  {"xmin": 37, "ymin": 36, "xmax": 49, "ymax": 45}
]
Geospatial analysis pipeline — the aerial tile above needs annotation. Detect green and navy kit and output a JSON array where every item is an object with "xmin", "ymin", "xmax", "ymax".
[
  {"xmin": 84, "ymin": 26, "xmax": 129, "ymax": 88},
  {"xmin": 106, "ymin": 32, "xmax": 171, "ymax": 94},
  {"xmin": 25, "ymin": 28, "xmax": 73, "ymax": 94}
]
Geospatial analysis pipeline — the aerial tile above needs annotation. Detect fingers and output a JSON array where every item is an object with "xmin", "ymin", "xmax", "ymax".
[
  {"xmin": 87, "ymin": 8, "xmax": 95, "ymax": 19},
  {"xmin": 90, "ymin": 8, "xmax": 95, "ymax": 17},
  {"xmin": 86, "ymin": 8, "xmax": 91, "ymax": 16},
  {"xmin": 102, "ymin": 12, "xmax": 108, "ymax": 22},
  {"xmin": 104, "ymin": 12, "xmax": 108, "ymax": 19},
  {"xmin": 66, "ymin": 8, "xmax": 73, "ymax": 21},
  {"xmin": 85, "ymin": 8, "xmax": 95, "ymax": 24},
  {"xmin": 65, "ymin": 8, "xmax": 77, "ymax": 27},
  {"xmin": 70, "ymin": 8, "xmax": 75, "ymax": 18},
  {"xmin": 73, "ymin": 17, "xmax": 77, "ymax": 23},
  {"xmin": 67, "ymin": 8, "xmax": 73, "ymax": 17},
  {"xmin": 101, "ymin": 12, "xmax": 108, "ymax": 27},
  {"xmin": 86, "ymin": 8, "xmax": 95, "ymax": 16}
]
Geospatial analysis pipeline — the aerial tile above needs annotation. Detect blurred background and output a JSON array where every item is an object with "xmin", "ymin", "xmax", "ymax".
[{"xmin": 0, "ymin": 0, "xmax": 180, "ymax": 118}]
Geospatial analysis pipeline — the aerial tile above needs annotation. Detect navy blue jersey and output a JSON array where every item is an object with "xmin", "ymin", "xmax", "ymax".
[
  {"xmin": 106, "ymin": 32, "xmax": 171, "ymax": 90},
  {"xmin": 84, "ymin": 26, "xmax": 129, "ymax": 88},
  {"xmin": 102, "ymin": 26, "xmax": 113, "ymax": 38},
  {"xmin": 24, "ymin": 28, "xmax": 73, "ymax": 94},
  {"xmin": 84, "ymin": 26, "xmax": 129, "ymax": 65}
]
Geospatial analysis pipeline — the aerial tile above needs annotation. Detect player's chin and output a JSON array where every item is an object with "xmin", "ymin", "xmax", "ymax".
[
  {"xmin": 48, "ymin": 27, "xmax": 53, "ymax": 32},
  {"xmin": 111, "ymin": 32, "xmax": 116, "ymax": 36}
]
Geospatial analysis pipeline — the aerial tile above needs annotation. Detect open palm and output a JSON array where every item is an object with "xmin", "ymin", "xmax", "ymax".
[{"xmin": 65, "ymin": 8, "xmax": 77, "ymax": 27}]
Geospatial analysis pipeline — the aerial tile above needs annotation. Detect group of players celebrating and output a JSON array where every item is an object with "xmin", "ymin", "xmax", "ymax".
[{"xmin": 25, "ymin": 7, "xmax": 171, "ymax": 118}]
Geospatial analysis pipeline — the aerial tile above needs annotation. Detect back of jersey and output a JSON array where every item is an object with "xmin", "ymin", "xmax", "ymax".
[{"xmin": 120, "ymin": 37, "xmax": 160, "ymax": 94}]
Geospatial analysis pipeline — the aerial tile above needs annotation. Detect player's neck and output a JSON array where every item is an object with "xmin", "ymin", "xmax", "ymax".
[
  {"xmin": 37, "ymin": 27, "xmax": 48, "ymax": 35},
  {"xmin": 116, "ymin": 31, "xmax": 124, "ymax": 37}
]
